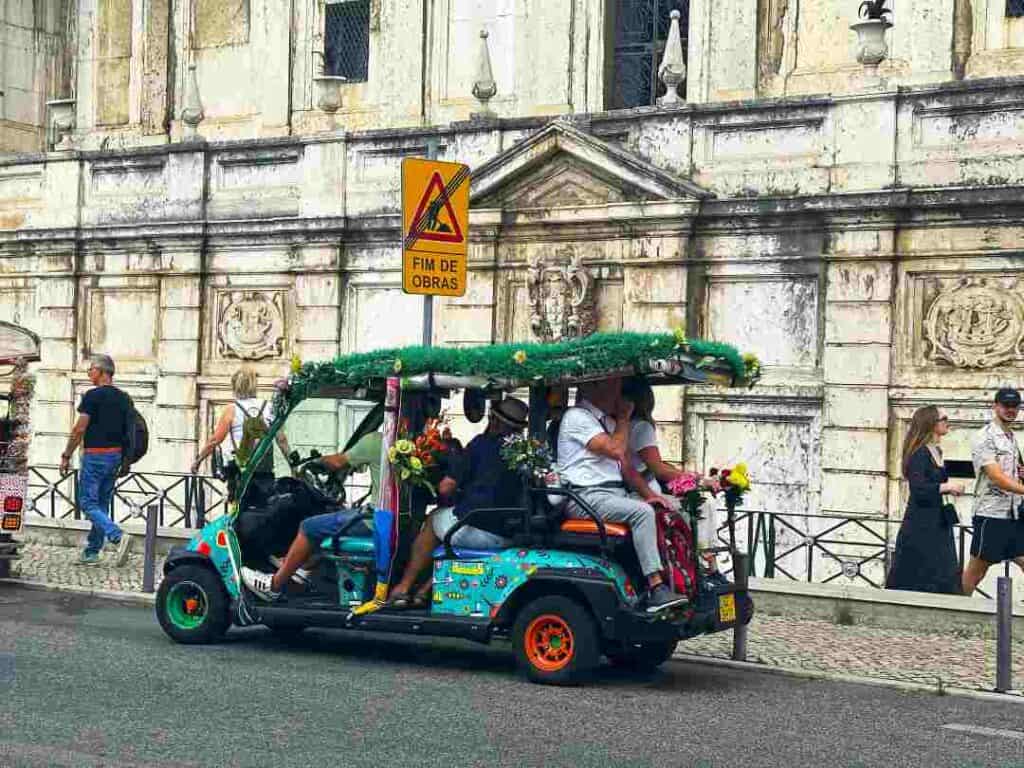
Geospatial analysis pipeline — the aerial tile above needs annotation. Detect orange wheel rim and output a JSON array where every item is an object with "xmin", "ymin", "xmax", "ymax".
[{"xmin": 524, "ymin": 614, "xmax": 575, "ymax": 672}]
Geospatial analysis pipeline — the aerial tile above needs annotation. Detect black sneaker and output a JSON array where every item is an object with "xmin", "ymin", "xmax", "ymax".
[{"xmin": 646, "ymin": 584, "xmax": 688, "ymax": 613}]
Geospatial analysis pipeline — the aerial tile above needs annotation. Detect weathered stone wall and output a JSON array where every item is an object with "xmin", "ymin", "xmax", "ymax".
[{"xmin": 2, "ymin": 80, "xmax": 1023, "ymax": 542}]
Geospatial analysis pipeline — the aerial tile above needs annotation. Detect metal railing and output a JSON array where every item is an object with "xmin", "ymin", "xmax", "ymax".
[
  {"xmin": 26, "ymin": 467, "xmax": 228, "ymax": 529},
  {"xmin": 713, "ymin": 507, "xmax": 991, "ymax": 598}
]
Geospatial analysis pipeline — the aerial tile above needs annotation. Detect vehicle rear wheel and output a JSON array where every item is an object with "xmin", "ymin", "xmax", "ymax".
[
  {"xmin": 512, "ymin": 595, "xmax": 600, "ymax": 685},
  {"xmin": 156, "ymin": 564, "xmax": 231, "ymax": 644},
  {"xmin": 605, "ymin": 639, "xmax": 678, "ymax": 673}
]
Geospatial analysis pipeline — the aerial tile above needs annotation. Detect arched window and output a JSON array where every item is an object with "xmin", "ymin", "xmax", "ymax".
[{"xmin": 609, "ymin": 0, "xmax": 689, "ymax": 110}]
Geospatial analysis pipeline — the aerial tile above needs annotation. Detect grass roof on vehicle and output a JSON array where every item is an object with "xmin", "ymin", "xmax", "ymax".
[{"xmin": 278, "ymin": 331, "xmax": 761, "ymax": 411}]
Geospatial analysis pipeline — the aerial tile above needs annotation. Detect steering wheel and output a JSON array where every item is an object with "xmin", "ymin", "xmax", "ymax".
[{"xmin": 294, "ymin": 454, "xmax": 348, "ymax": 506}]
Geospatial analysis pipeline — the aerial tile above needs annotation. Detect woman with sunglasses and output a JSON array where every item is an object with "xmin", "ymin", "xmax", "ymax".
[{"xmin": 886, "ymin": 406, "xmax": 964, "ymax": 594}]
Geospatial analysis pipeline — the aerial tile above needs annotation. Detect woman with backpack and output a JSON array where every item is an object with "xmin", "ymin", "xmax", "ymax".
[{"xmin": 191, "ymin": 368, "xmax": 291, "ymax": 501}]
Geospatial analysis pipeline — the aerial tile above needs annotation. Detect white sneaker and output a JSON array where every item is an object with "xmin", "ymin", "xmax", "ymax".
[
  {"xmin": 267, "ymin": 556, "xmax": 312, "ymax": 586},
  {"xmin": 114, "ymin": 535, "xmax": 133, "ymax": 567},
  {"xmin": 241, "ymin": 566, "xmax": 280, "ymax": 602}
]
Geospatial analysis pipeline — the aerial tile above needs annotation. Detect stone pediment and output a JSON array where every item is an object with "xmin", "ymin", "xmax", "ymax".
[{"xmin": 470, "ymin": 119, "xmax": 711, "ymax": 209}]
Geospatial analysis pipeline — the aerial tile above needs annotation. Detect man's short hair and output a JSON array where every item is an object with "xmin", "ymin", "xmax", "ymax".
[{"xmin": 89, "ymin": 354, "xmax": 115, "ymax": 375}]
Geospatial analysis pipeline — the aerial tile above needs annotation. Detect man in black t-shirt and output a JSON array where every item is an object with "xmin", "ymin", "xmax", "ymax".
[{"xmin": 59, "ymin": 354, "xmax": 134, "ymax": 566}]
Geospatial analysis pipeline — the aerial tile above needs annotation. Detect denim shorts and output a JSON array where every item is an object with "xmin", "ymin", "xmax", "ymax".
[
  {"xmin": 430, "ymin": 507, "xmax": 508, "ymax": 550},
  {"xmin": 301, "ymin": 510, "xmax": 372, "ymax": 551}
]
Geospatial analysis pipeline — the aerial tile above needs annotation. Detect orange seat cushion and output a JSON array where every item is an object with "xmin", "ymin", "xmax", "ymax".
[{"xmin": 559, "ymin": 519, "xmax": 630, "ymax": 537}]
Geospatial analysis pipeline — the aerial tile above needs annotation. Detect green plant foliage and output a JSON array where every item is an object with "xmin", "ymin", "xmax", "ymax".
[{"xmin": 278, "ymin": 332, "xmax": 760, "ymax": 412}]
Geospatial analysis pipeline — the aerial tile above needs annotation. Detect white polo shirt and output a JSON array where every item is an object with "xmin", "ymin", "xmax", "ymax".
[{"xmin": 556, "ymin": 400, "xmax": 623, "ymax": 487}]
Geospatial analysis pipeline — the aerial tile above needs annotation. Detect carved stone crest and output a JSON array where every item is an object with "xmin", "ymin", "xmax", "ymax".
[
  {"xmin": 526, "ymin": 247, "xmax": 596, "ymax": 342},
  {"xmin": 924, "ymin": 278, "xmax": 1024, "ymax": 368},
  {"xmin": 217, "ymin": 291, "xmax": 286, "ymax": 360}
]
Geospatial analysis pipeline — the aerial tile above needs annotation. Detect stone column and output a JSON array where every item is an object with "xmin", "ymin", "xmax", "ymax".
[{"xmin": 820, "ymin": 219, "xmax": 895, "ymax": 517}]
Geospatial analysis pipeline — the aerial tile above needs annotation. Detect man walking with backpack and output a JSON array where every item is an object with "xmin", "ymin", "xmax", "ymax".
[{"xmin": 59, "ymin": 354, "xmax": 134, "ymax": 566}]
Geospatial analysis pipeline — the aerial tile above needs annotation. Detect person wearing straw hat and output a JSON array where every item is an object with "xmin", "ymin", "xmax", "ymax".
[{"xmin": 384, "ymin": 397, "xmax": 529, "ymax": 609}]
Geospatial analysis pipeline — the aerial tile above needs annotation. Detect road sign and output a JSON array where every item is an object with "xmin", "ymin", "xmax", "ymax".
[{"xmin": 402, "ymin": 157, "xmax": 469, "ymax": 297}]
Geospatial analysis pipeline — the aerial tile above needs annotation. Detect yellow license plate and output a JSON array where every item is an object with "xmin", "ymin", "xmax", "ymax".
[{"xmin": 718, "ymin": 593, "xmax": 736, "ymax": 623}]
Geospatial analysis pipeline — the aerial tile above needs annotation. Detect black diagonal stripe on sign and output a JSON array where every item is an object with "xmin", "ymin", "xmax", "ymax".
[{"xmin": 404, "ymin": 167, "xmax": 470, "ymax": 251}]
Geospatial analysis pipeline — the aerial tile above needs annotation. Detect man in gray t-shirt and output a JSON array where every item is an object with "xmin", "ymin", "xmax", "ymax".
[{"xmin": 963, "ymin": 388, "xmax": 1024, "ymax": 595}]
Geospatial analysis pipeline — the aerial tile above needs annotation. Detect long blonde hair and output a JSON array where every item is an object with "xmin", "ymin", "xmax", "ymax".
[
  {"xmin": 231, "ymin": 367, "xmax": 258, "ymax": 399},
  {"xmin": 901, "ymin": 405, "xmax": 940, "ymax": 476}
]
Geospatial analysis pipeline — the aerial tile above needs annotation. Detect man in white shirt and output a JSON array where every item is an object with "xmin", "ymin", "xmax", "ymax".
[
  {"xmin": 557, "ymin": 378, "xmax": 687, "ymax": 612},
  {"xmin": 963, "ymin": 387, "xmax": 1024, "ymax": 595}
]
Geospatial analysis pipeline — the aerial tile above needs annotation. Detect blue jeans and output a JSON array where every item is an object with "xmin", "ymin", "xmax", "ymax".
[
  {"xmin": 79, "ymin": 452, "xmax": 123, "ymax": 555},
  {"xmin": 300, "ymin": 510, "xmax": 372, "ymax": 551}
]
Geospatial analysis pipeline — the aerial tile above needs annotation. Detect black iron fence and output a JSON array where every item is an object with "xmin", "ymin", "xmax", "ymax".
[
  {"xmin": 714, "ymin": 507, "xmax": 990, "ymax": 598},
  {"xmin": 26, "ymin": 467, "xmax": 227, "ymax": 529}
]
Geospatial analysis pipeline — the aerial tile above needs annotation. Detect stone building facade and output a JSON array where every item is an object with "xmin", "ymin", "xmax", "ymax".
[{"xmin": 2, "ymin": 1, "xmax": 1024, "ymax": 551}]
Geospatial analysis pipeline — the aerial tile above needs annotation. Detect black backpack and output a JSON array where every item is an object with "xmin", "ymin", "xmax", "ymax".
[{"xmin": 121, "ymin": 394, "xmax": 149, "ymax": 475}]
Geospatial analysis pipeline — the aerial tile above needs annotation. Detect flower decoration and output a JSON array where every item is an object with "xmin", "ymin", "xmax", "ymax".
[
  {"xmin": 665, "ymin": 471, "xmax": 707, "ymax": 515},
  {"xmin": 500, "ymin": 434, "xmax": 553, "ymax": 482},
  {"xmin": 710, "ymin": 463, "xmax": 752, "ymax": 506},
  {"xmin": 742, "ymin": 353, "xmax": 762, "ymax": 385},
  {"xmin": 393, "ymin": 358, "xmax": 403, "ymax": 373},
  {"xmin": 512, "ymin": 349, "xmax": 528, "ymax": 365},
  {"xmin": 387, "ymin": 418, "xmax": 450, "ymax": 495},
  {"xmin": 290, "ymin": 355, "xmax": 303, "ymax": 374},
  {"xmin": 672, "ymin": 327, "xmax": 689, "ymax": 348}
]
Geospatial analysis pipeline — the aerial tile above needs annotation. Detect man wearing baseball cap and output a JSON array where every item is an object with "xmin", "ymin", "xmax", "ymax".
[{"xmin": 963, "ymin": 388, "xmax": 1024, "ymax": 595}]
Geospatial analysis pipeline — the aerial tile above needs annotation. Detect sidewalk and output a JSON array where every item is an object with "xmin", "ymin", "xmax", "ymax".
[{"xmin": 8, "ymin": 540, "xmax": 1024, "ymax": 694}]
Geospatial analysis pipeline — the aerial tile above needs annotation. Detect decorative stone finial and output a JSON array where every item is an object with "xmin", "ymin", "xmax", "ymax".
[
  {"xmin": 657, "ymin": 9, "xmax": 687, "ymax": 106},
  {"xmin": 471, "ymin": 29, "xmax": 497, "ymax": 119},
  {"xmin": 181, "ymin": 61, "xmax": 205, "ymax": 141}
]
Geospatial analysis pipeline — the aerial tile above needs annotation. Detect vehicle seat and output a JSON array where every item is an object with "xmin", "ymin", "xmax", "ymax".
[
  {"xmin": 321, "ymin": 536, "xmax": 375, "ymax": 558},
  {"xmin": 558, "ymin": 519, "xmax": 630, "ymax": 537},
  {"xmin": 432, "ymin": 546, "xmax": 504, "ymax": 561},
  {"xmin": 547, "ymin": 518, "xmax": 633, "ymax": 551}
]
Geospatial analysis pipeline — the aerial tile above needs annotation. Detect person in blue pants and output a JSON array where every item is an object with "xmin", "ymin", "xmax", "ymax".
[{"xmin": 59, "ymin": 354, "xmax": 134, "ymax": 566}]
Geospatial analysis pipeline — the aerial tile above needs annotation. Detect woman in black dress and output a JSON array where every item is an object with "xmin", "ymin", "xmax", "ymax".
[{"xmin": 886, "ymin": 405, "xmax": 965, "ymax": 594}]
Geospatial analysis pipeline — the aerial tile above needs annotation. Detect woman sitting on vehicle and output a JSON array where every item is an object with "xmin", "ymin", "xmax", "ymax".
[{"xmin": 386, "ymin": 397, "xmax": 529, "ymax": 609}]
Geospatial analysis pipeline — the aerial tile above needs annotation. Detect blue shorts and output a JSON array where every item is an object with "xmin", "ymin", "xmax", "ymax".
[{"xmin": 301, "ymin": 510, "xmax": 372, "ymax": 551}]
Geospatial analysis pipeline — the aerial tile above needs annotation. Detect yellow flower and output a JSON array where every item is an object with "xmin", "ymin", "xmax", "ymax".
[
  {"xmin": 728, "ymin": 463, "xmax": 751, "ymax": 491},
  {"xmin": 672, "ymin": 327, "xmax": 688, "ymax": 347},
  {"xmin": 387, "ymin": 446, "xmax": 398, "ymax": 462},
  {"xmin": 290, "ymin": 355, "xmax": 302, "ymax": 374},
  {"xmin": 400, "ymin": 468, "xmax": 411, "ymax": 480},
  {"xmin": 512, "ymin": 349, "xmax": 527, "ymax": 365},
  {"xmin": 394, "ymin": 439, "xmax": 414, "ymax": 455},
  {"xmin": 409, "ymin": 457, "xmax": 423, "ymax": 471},
  {"xmin": 393, "ymin": 359, "xmax": 403, "ymax": 373}
]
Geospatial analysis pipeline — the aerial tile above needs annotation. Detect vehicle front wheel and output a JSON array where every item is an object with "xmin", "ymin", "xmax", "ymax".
[
  {"xmin": 605, "ymin": 639, "xmax": 678, "ymax": 673},
  {"xmin": 512, "ymin": 595, "xmax": 600, "ymax": 685},
  {"xmin": 156, "ymin": 564, "xmax": 231, "ymax": 644}
]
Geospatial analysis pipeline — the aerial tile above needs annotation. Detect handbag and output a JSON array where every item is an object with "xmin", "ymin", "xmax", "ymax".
[{"xmin": 940, "ymin": 495, "xmax": 959, "ymax": 528}]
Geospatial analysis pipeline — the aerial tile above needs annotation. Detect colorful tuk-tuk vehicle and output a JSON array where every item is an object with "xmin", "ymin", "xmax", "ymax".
[
  {"xmin": 156, "ymin": 331, "xmax": 759, "ymax": 684},
  {"xmin": 0, "ymin": 322, "xmax": 40, "ymax": 578}
]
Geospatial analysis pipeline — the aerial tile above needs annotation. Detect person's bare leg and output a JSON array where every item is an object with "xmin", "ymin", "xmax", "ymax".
[
  {"xmin": 270, "ymin": 532, "xmax": 314, "ymax": 593},
  {"xmin": 392, "ymin": 525, "xmax": 440, "ymax": 596},
  {"xmin": 961, "ymin": 556, "xmax": 991, "ymax": 596}
]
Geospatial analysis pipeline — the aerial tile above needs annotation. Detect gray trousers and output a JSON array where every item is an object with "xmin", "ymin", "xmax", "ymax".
[{"xmin": 568, "ymin": 487, "xmax": 662, "ymax": 577}]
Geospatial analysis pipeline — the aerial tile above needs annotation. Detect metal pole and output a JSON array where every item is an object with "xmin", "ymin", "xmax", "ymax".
[
  {"xmin": 732, "ymin": 551, "xmax": 749, "ymax": 662},
  {"xmin": 142, "ymin": 503, "xmax": 158, "ymax": 594},
  {"xmin": 995, "ymin": 561, "xmax": 1013, "ymax": 693},
  {"xmin": 422, "ymin": 136, "xmax": 440, "ymax": 348}
]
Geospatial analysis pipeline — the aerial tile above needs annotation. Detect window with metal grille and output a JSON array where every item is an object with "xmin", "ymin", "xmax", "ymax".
[
  {"xmin": 1009, "ymin": 0, "xmax": 1024, "ymax": 17},
  {"xmin": 325, "ymin": 0, "xmax": 370, "ymax": 81},
  {"xmin": 610, "ymin": 0, "xmax": 689, "ymax": 110}
]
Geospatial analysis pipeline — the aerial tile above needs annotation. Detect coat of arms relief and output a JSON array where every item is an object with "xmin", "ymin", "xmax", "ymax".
[
  {"xmin": 924, "ymin": 277, "xmax": 1024, "ymax": 368},
  {"xmin": 526, "ymin": 247, "xmax": 596, "ymax": 342},
  {"xmin": 216, "ymin": 290, "xmax": 286, "ymax": 360}
]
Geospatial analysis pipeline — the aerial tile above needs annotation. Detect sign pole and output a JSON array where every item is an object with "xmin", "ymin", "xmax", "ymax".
[{"xmin": 422, "ymin": 137, "xmax": 440, "ymax": 348}]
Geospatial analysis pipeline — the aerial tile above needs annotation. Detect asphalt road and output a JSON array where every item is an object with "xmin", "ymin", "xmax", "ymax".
[{"xmin": 1, "ymin": 586, "xmax": 1023, "ymax": 768}]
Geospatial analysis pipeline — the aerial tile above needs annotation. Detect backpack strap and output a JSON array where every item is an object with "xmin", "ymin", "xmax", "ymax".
[{"xmin": 229, "ymin": 400, "xmax": 253, "ymax": 452}]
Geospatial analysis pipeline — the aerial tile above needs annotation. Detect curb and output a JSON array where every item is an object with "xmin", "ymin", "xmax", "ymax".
[
  {"xmin": 672, "ymin": 653, "xmax": 1024, "ymax": 705},
  {"xmin": 0, "ymin": 578, "xmax": 156, "ymax": 607}
]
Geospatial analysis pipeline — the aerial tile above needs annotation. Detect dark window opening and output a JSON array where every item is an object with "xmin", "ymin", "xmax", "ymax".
[
  {"xmin": 1009, "ymin": 0, "xmax": 1024, "ymax": 17},
  {"xmin": 610, "ymin": 0, "xmax": 689, "ymax": 110},
  {"xmin": 325, "ymin": 0, "xmax": 370, "ymax": 81}
]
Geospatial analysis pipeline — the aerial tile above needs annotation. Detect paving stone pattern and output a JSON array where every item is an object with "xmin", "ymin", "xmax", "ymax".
[{"xmin": 10, "ymin": 542, "xmax": 1024, "ymax": 693}]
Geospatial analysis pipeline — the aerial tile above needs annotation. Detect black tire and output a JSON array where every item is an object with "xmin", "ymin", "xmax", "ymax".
[
  {"xmin": 0, "ymin": 559, "xmax": 10, "ymax": 579},
  {"xmin": 512, "ymin": 595, "xmax": 600, "ymax": 685},
  {"xmin": 156, "ymin": 564, "xmax": 231, "ymax": 644},
  {"xmin": 605, "ymin": 639, "xmax": 678, "ymax": 673}
]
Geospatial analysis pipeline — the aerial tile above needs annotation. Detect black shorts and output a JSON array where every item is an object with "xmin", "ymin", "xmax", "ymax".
[{"xmin": 970, "ymin": 516, "xmax": 1024, "ymax": 563}]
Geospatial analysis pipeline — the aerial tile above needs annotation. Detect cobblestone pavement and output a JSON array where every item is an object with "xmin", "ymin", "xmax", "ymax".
[{"xmin": 8, "ymin": 541, "xmax": 1023, "ymax": 693}]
